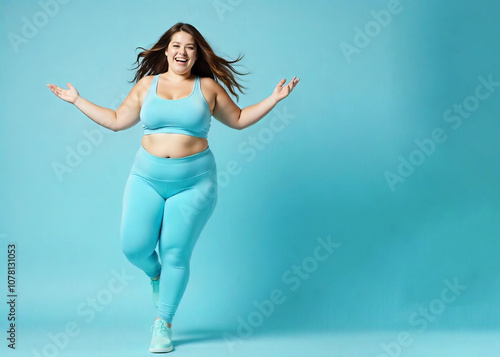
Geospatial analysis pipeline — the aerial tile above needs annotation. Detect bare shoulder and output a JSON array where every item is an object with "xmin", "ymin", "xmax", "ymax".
[
  {"xmin": 199, "ymin": 77, "xmax": 223, "ymax": 114},
  {"xmin": 132, "ymin": 75, "xmax": 155, "ymax": 103},
  {"xmin": 199, "ymin": 76, "xmax": 224, "ymax": 95},
  {"xmin": 135, "ymin": 75, "xmax": 155, "ymax": 92}
]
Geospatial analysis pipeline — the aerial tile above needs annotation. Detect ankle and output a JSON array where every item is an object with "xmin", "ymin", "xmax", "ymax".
[{"xmin": 155, "ymin": 317, "xmax": 172, "ymax": 328}]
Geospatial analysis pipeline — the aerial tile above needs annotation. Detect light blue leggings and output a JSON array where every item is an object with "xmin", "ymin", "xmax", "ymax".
[{"xmin": 120, "ymin": 144, "xmax": 217, "ymax": 323}]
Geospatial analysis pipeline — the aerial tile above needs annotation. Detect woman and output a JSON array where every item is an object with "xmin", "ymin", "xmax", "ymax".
[{"xmin": 47, "ymin": 22, "xmax": 299, "ymax": 353}]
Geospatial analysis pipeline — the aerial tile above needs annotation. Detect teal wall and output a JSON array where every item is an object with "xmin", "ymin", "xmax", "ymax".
[{"xmin": 1, "ymin": 0, "xmax": 499, "ymax": 341}]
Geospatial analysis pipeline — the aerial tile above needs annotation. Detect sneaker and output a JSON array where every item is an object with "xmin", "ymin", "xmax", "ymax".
[
  {"xmin": 149, "ymin": 319, "xmax": 173, "ymax": 353},
  {"xmin": 151, "ymin": 278, "xmax": 160, "ymax": 309}
]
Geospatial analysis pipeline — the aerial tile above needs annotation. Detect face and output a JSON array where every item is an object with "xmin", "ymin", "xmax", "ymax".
[{"xmin": 165, "ymin": 31, "xmax": 198, "ymax": 74}]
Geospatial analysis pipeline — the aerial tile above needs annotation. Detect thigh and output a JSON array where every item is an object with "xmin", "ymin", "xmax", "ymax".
[
  {"xmin": 120, "ymin": 174, "xmax": 165, "ymax": 253},
  {"xmin": 159, "ymin": 172, "xmax": 218, "ymax": 260}
]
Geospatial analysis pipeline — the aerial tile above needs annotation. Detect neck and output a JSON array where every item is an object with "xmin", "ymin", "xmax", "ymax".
[{"xmin": 163, "ymin": 71, "xmax": 193, "ymax": 82}]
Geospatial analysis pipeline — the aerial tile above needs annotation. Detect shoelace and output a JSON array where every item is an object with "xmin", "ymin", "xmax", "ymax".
[{"xmin": 151, "ymin": 320, "xmax": 169, "ymax": 337}]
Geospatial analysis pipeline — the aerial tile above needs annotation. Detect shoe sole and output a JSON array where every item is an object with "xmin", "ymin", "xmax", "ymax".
[{"xmin": 149, "ymin": 345, "xmax": 173, "ymax": 353}]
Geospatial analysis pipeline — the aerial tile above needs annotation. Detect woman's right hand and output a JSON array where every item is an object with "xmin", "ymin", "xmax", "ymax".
[{"xmin": 46, "ymin": 82, "xmax": 80, "ymax": 104}]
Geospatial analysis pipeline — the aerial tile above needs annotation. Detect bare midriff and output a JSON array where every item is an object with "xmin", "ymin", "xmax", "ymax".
[{"xmin": 141, "ymin": 133, "xmax": 208, "ymax": 158}]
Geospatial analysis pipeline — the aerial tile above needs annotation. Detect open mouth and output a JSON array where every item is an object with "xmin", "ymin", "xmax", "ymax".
[{"xmin": 175, "ymin": 58, "xmax": 188, "ymax": 63}]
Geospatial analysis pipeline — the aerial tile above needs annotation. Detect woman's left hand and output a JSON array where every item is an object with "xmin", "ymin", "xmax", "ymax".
[{"xmin": 272, "ymin": 76, "xmax": 300, "ymax": 103}]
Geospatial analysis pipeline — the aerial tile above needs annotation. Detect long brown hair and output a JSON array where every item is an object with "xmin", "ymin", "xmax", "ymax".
[{"xmin": 130, "ymin": 23, "xmax": 248, "ymax": 100}]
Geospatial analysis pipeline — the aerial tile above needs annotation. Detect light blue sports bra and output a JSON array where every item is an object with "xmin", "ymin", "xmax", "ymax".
[{"xmin": 140, "ymin": 74, "xmax": 211, "ymax": 138}]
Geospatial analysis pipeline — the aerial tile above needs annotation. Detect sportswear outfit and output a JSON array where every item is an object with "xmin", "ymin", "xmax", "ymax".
[{"xmin": 120, "ymin": 74, "xmax": 217, "ymax": 327}]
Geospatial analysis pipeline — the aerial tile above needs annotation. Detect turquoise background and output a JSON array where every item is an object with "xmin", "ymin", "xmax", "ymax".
[{"xmin": 1, "ymin": 0, "xmax": 500, "ymax": 354}]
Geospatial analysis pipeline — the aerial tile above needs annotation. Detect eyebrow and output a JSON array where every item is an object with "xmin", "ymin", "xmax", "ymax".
[{"xmin": 171, "ymin": 41, "xmax": 195, "ymax": 46}]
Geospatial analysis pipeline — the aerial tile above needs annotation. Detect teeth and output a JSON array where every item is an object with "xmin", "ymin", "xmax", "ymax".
[{"xmin": 175, "ymin": 58, "xmax": 187, "ymax": 62}]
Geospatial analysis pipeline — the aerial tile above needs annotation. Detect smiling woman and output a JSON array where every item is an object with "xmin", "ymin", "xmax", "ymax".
[
  {"xmin": 136, "ymin": 30, "xmax": 215, "ymax": 159},
  {"xmin": 46, "ymin": 21, "xmax": 299, "ymax": 354}
]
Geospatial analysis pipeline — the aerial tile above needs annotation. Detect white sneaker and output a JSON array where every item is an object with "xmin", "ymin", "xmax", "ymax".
[
  {"xmin": 151, "ymin": 278, "xmax": 160, "ymax": 309},
  {"xmin": 149, "ymin": 319, "xmax": 173, "ymax": 353}
]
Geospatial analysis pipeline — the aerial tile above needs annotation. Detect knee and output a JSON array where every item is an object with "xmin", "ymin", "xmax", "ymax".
[
  {"xmin": 121, "ymin": 243, "xmax": 140, "ymax": 263},
  {"xmin": 162, "ymin": 249, "xmax": 190, "ymax": 269},
  {"xmin": 121, "ymin": 236, "xmax": 154, "ymax": 263}
]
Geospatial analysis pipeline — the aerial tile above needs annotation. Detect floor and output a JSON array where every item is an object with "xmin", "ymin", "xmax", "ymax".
[{"xmin": 4, "ymin": 328, "xmax": 499, "ymax": 357}]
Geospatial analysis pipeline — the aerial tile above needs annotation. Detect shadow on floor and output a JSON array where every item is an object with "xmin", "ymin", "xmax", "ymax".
[
  {"xmin": 172, "ymin": 323, "xmax": 308, "ymax": 347},
  {"xmin": 174, "ymin": 328, "xmax": 230, "ymax": 346}
]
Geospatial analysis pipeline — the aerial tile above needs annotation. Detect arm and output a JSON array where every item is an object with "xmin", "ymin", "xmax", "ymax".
[
  {"xmin": 212, "ymin": 76, "xmax": 300, "ymax": 130},
  {"xmin": 47, "ymin": 77, "xmax": 146, "ymax": 132}
]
